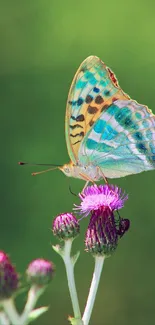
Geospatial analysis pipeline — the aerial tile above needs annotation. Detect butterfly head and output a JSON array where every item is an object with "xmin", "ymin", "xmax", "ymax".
[
  {"xmin": 59, "ymin": 163, "xmax": 75, "ymax": 177},
  {"xmin": 59, "ymin": 162, "xmax": 87, "ymax": 179}
]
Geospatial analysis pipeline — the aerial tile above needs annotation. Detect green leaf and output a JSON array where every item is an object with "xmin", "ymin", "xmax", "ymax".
[
  {"xmin": 52, "ymin": 244, "xmax": 64, "ymax": 257},
  {"xmin": 28, "ymin": 306, "xmax": 49, "ymax": 323},
  {"xmin": 68, "ymin": 316, "xmax": 84, "ymax": 325},
  {"xmin": 71, "ymin": 251, "xmax": 80, "ymax": 266}
]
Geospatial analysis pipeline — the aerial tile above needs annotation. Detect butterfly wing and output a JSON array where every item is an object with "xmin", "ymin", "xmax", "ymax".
[
  {"xmin": 78, "ymin": 100, "xmax": 155, "ymax": 178},
  {"xmin": 65, "ymin": 56, "xmax": 129, "ymax": 164}
]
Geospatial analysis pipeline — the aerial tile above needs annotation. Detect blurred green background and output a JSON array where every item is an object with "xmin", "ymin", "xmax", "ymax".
[{"xmin": 0, "ymin": 0, "xmax": 155, "ymax": 324}]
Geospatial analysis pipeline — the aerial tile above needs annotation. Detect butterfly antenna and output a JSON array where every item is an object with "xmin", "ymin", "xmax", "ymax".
[
  {"xmin": 18, "ymin": 162, "xmax": 60, "ymax": 167},
  {"xmin": 18, "ymin": 161, "xmax": 61, "ymax": 176}
]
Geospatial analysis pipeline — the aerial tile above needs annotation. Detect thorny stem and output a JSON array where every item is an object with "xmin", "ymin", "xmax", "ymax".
[{"xmin": 82, "ymin": 256, "xmax": 105, "ymax": 325}]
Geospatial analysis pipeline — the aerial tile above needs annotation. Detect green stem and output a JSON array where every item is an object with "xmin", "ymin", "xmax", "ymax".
[
  {"xmin": 62, "ymin": 239, "xmax": 81, "ymax": 320},
  {"xmin": 2, "ymin": 299, "xmax": 21, "ymax": 325},
  {"xmin": 0, "ymin": 311, "xmax": 10, "ymax": 325},
  {"xmin": 82, "ymin": 256, "xmax": 105, "ymax": 325},
  {"xmin": 2, "ymin": 286, "xmax": 44, "ymax": 325},
  {"xmin": 19, "ymin": 285, "xmax": 45, "ymax": 324}
]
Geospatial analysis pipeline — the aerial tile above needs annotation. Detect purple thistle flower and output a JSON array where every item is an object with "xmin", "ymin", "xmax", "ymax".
[
  {"xmin": 53, "ymin": 213, "xmax": 80, "ymax": 240},
  {"xmin": 0, "ymin": 251, "xmax": 19, "ymax": 299},
  {"xmin": 76, "ymin": 184, "xmax": 129, "ymax": 256},
  {"xmin": 75, "ymin": 184, "xmax": 128, "ymax": 217},
  {"xmin": 27, "ymin": 259, "xmax": 54, "ymax": 286}
]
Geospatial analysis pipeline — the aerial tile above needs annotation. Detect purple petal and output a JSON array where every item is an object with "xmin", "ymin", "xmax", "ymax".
[{"xmin": 75, "ymin": 184, "xmax": 128, "ymax": 216}]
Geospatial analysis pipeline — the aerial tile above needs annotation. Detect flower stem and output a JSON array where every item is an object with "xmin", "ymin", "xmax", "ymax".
[
  {"xmin": 0, "ymin": 311, "xmax": 10, "ymax": 325},
  {"xmin": 2, "ymin": 286, "xmax": 44, "ymax": 325},
  {"xmin": 2, "ymin": 299, "xmax": 20, "ymax": 325},
  {"xmin": 82, "ymin": 256, "xmax": 105, "ymax": 325},
  {"xmin": 19, "ymin": 285, "xmax": 45, "ymax": 324},
  {"xmin": 62, "ymin": 239, "xmax": 81, "ymax": 321}
]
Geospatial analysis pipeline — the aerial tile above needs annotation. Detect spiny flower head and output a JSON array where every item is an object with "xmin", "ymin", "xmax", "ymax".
[
  {"xmin": 0, "ymin": 251, "xmax": 19, "ymax": 299},
  {"xmin": 26, "ymin": 259, "xmax": 54, "ymax": 286},
  {"xmin": 52, "ymin": 213, "xmax": 80, "ymax": 240}
]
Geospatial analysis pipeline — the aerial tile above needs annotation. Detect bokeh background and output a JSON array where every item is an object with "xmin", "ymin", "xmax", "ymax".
[{"xmin": 0, "ymin": 0, "xmax": 155, "ymax": 324}]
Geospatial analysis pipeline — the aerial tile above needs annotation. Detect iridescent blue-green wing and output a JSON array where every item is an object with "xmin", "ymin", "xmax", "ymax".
[
  {"xmin": 65, "ymin": 56, "xmax": 129, "ymax": 164},
  {"xmin": 78, "ymin": 100, "xmax": 155, "ymax": 178}
]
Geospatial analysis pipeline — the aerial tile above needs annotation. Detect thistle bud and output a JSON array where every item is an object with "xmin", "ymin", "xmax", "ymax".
[
  {"xmin": 26, "ymin": 259, "xmax": 54, "ymax": 286},
  {"xmin": 52, "ymin": 213, "xmax": 80, "ymax": 240},
  {"xmin": 0, "ymin": 251, "xmax": 19, "ymax": 299}
]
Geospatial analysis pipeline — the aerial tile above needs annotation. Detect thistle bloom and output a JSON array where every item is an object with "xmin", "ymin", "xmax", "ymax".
[
  {"xmin": 27, "ymin": 259, "xmax": 54, "ymax": 286},
  {"xmin": 53, "ymin": 213, "xmax": 80, "ymax": 240},
  {"xmin": 76, "ymin": 184, "xmax": 127, "ymax": 217},
  {"xmin": 0, "ymin": 251, "xmax": 19, "ymax": 299},
  {"xmin": 75, "ymin": 184, "xmax": 129, "ymax": 256}
]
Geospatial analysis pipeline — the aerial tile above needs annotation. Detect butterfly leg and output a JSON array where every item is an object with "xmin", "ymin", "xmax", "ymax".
[
  {"xmin": 83, "ymin": 180, "xmax": 89, "ymax": 191},
  {"xmin": 79, "ymin": 173, "xmax": 95, "ymax": 193},
  {"xmin": 97, "ymin": 167, "xmax": 109, "ymax": 184},
  {"xmin": 79, "ymin": 172, "xmax": 95, "ymax": 183}
]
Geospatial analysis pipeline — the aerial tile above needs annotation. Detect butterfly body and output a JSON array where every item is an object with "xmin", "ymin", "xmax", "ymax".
[
  {"xmin": 61, "ymin": 56, "xmax": 155, "ymax": 182},
  {"xmin": 60, "ymin": 162, "xmax": 103, "ymax": 181}
]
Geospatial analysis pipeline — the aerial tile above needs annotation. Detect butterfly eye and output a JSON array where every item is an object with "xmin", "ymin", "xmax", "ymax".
[{"xmin": 64, "ymin": 166, "xmax": 71, "ymax": 174}]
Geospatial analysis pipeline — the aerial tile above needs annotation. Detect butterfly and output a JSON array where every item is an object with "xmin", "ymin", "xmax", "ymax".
[
  {"xmin": 59, "ymin": 55, "xmax": 155, "ymax": 184},
  {"xmin": 19, "ymin": 56, "xmax": 155, "ymax": 185}
]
